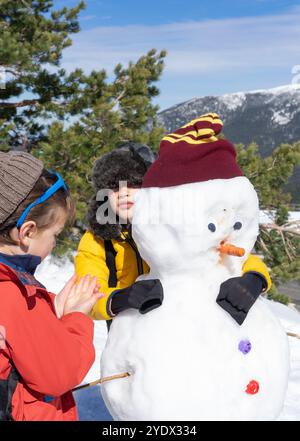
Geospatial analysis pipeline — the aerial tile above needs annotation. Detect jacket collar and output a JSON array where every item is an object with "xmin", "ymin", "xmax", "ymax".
[
  {"xmin": 0, "ymin": 253, "xmax": 41, "ymax": 275},
  {"xmin": 0, "ymin": 253, "xmax": 45, "ymax": 297}
]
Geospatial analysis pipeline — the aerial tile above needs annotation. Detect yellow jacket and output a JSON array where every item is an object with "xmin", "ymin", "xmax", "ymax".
[
  {"xmin": 75, "ymin": 231, "xmax": 149, "ymax": 320},
  {"xmin": 75, "ymin": 230, "xmax": 271, "ymax": 321}
]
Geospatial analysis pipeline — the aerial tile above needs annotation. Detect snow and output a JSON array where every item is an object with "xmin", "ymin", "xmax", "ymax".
[
  {"xmin": 222, "ymin": 84, "xmax": 300, "ymax": 100},
  {"xmin": 172, "ymin": 84, "xmax": 300, "ymax": 111},
  {"xmin": 220, "ymin": 92, "xmax": 246, "ymax": 111},
  {"xmin": 272, "ymin": 111, "xmax": 291, "ymax": 126},
  {"xmin": 108, "ymin": 176, "xmax": 287, "ymax": 421},
  {"xmin": 264, "ymin": 300, "xmax": 300, "ymax": 421},
  {"xmin": 35, "ymin": 249, "xmax": 300, "ymax": 421},
  {"xmin": 250, "ymin": 84, "xmax": 300, "ymax": 97},
  {"xmin": 259, "ymin": 210, "xmax": 300, "ymax": 224}
]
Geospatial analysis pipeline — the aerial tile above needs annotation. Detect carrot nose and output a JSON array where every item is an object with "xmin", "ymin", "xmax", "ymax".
[{"xmin": 218, "ymin": 241, "xmax": 245, "ymax": 257}]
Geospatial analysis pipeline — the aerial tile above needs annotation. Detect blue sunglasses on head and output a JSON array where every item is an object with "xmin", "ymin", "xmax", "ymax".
[{"xmin": 16, "ymin": 172, "xmax": 67, "ymax": 229}]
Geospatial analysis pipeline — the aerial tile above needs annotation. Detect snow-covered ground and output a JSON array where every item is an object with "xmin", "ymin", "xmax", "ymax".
[
  {"xmin": 36, "ymin": 256, "xmax": 300, "ymax": 421},
  {"xmin": 259, "ymin": 210, "xmax": 300, "ymax": 224}
]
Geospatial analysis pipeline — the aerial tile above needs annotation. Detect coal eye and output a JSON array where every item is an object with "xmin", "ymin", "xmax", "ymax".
[
  {"xmin": 208, "ymin": 223, "xmax": 216, "ymax": 232},
  {"xmin": 234, "ymin": 221, "xmax": 242, "ymax": 230}
]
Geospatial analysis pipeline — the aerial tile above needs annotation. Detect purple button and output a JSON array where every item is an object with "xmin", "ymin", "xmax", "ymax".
[{"xmin": 239, "ymin": 340, "xmax": 252, "ymax": 354}]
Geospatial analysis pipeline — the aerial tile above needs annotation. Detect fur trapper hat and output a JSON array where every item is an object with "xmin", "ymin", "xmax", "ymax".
[{"xmin": 88, "ymin": 143, "xmax": 155, "ymax": 241}]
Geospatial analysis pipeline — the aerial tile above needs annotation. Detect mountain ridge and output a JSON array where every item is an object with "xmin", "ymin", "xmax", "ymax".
[{"xmin": 158, "ymin": 84, "xmax": 300, "ymax": 201}]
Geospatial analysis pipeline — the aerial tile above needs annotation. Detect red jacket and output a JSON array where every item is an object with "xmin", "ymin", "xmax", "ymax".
[{"xmin": 0, "ymin": 262, "xmax": 95, "ymax": 421}]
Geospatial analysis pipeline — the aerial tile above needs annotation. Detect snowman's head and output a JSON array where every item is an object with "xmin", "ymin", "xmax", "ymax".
[
  {"xmin": 132, "ymin": 176, "xmax": 259, "ymax": 276},
  {"xmin": 132, "ymin": 113, "xmax": 260, "ymax": 277}
]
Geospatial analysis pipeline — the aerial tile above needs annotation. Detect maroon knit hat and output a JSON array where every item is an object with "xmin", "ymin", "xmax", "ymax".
[{"xmin": 142, "ymin": 113, "xmax": 243, "ymax": 188}]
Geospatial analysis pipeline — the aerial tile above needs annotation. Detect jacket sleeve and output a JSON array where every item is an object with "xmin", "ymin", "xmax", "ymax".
[
  {"xmin": 74, "ymin": 231, "xmax": 117, "ymax": 320},
  {"xmin": 1, "ymin": 282, "xmax": 95, "ymax": 397},
  {"xmin": 242, "ymin": 254, "xmax": 272, "ymax": 292}
]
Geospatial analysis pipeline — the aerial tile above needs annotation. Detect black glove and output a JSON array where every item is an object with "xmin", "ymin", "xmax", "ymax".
[
  {"xmin": 109, "ymin": 279, "xmax": 163, "ymax": 316},
  {"xmin": 216, "ymin": 272, "xmax": 267, "ymax": 325}
]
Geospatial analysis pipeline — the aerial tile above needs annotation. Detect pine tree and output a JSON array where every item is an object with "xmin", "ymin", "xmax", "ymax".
[
  {"xmin": 0, "ymin": 0, "xmax": 85, "ymax": 150},
  {"xmin": 0, "ymin": 0, "xmax": 166, "ymax": 254},
  {"xmin": 237, "ymin": 141, "xmax": 300, "ymax": 302},
  {"xmin": 33, "ymin": 50, "xmax": 166, "ymax": 254}
]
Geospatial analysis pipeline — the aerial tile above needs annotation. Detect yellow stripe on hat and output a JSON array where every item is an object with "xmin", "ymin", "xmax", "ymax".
[
  {"xmin": 167, "ymin": 128, "xmax": 215, "ymax": 139},
  {"xmin": 162, "ymin": 135, "xmax": 219, "ymax": 145},
  {"xmin": 181, "ymin": 113, "xmax": 223, "ymax": 129}
]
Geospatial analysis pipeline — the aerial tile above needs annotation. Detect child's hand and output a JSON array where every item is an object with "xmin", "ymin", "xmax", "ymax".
[
  {"xmin": 63, "ymin": 274, "xmax": 104, "ymax": 316},
  {"xmin": 55, "ymin": 274, "xmax": 78, "ymax": 319}
]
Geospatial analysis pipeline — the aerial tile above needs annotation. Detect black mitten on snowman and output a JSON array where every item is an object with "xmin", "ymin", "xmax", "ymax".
[
  {"xmin": 216, "ymin": 272, "xmax": 268, "ymax": 325},
  {"xmin": 109, "ymin": 279, "xmax": 163, "ymax": 316}
]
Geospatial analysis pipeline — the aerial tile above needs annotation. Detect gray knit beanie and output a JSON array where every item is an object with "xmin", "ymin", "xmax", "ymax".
[{"xmin": 0, "ymin": 151, "xmax": 44, "ymax": 226}]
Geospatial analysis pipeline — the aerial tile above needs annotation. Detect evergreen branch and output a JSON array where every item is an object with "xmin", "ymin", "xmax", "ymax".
[
  {"xmin": 20, "ymin": 0, "xmax": 33, "ymax": 12},
  {"xmin": 248, "ymin": 158, "xmax": 277, "ymax": 179}
]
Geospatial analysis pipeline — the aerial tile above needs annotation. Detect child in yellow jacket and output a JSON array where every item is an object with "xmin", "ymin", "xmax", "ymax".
[
  {"xmin": 75, "ymin": 143, "xmax": 163, "ymax": 328},
  {"xmin": 75, "ymin": 142, "xmax": 271, "ymax": 327}
]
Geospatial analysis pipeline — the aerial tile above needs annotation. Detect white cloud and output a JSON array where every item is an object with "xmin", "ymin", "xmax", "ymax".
[
  {"xmin": 60, "ymin": 7, "xmax": 300, "ymax": 108},
  {"xmin": 62, "ymin": 8, "xmax": 300, "ymax": 76},
  {"xmin": 80, "ymin": 15, "xmax": 98, "ymax": 21}
]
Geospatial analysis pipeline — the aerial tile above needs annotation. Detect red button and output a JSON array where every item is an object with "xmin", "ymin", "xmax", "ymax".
[{"xmin": 245, "ymin": 380, "xmax": 259, "ymax": 394}]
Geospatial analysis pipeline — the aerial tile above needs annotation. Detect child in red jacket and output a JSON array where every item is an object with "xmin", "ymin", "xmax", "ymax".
[{"xmin": 0, "ymin": 152, "xmax": 103, "ymax": 421}]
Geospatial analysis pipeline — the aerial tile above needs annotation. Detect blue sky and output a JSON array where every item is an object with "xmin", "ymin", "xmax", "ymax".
[{"xmin": 56, "ymin": 0, "xmax": 300, "ymax": 109}]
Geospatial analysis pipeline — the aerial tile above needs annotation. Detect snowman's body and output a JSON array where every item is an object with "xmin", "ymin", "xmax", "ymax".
[{"xmin": 101, "ymin": 177, "xmax": 289, "ymax": 420}]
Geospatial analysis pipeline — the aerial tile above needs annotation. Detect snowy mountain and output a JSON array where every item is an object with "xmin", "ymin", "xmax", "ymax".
[{"xmin": 158, "ymin": 85, "xmax": 300, "ymax": 201}]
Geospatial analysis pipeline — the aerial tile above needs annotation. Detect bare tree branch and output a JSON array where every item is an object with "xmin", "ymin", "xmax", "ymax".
[
  {"xmin": 115, "ymin": 90, "xmax": 127, "ymax": 102},
  {"xmin": 260, "ymin": 222, "xmax": 300, "ymax": 236},
  {"xmin": 279, "ymin": 230, "xmax": 293, "ymax": 262},
  {"xmin": 257, "ymin": 236, "xmax": 273, "ymax": 258},
  {"xmin": 3, "ymin": 68, "xmax": 20, "ymax": 77},
  {"xmin": 0, "ymin": 99, "xmax": 41, "ymax": 108}
]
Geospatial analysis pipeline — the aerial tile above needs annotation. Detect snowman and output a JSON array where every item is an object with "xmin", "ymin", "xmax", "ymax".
[{"xmin": 100, "ymin": 113, "xmax": 289, "ymax": 420}]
